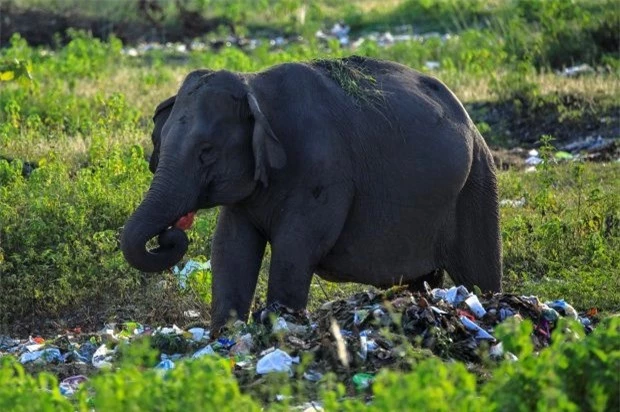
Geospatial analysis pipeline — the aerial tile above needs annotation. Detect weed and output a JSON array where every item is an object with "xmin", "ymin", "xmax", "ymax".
[{"xmin": 312, "ymin": 56, "xmax": 384, "ymax": 106}]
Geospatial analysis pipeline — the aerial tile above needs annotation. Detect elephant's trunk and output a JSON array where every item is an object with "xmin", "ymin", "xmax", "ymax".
[{"xmin": 121, "ymin": 168, "xmax": 196, "ymax": 273}]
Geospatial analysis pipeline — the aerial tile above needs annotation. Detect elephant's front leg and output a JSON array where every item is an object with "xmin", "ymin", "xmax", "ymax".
[
  {"xmin": 211, "ymin": 207, "xmax": 266, "ymax": 331},
  {"xmin": 265, "ymin": 194, "xmax": 351, "ymax": 311},
  {"xmin": 266, "ymin": 235, "xmax": 316, "ymax": 312}
]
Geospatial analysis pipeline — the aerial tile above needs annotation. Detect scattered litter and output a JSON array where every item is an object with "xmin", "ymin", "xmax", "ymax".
[
  {"xmin": 303, "ymin": 370, "xmax": 323, "ymax": 382},
  {"xmin": 272, "ymin": 317, "xmax": 290, "ymax": 334},
  {"xmin": 173, "ymin": 260, "xmax": 210, "ymax": 288},
  {"xmin": 188, "ymin": 327, "xmax": 208, "ymax": 342},
  {"xmin": 525, "ymin": 155, "xmax": 543, "ymax": 166},
  {"xmin": 229, "ymin": 334, "xmax": 253, "ymax": 356},
  {"xmin": 424, "ymin": 61, "xmax": 440, "ymax": 70},
  {"xmin": 545, "ymin": 300, "xmax": 578, "ymax": 320},
  {"xmin": 25, "ymin": 343, "xmax": 44, "ymax": 352},
  {"xmin": 500, "ymin": 197, "xmax": 526, "ymax": 208},
  {"xmin": 431, "ymin": 285, "xmax": 470, "ymax": 305},
  {"xmin": 256, "ymin": 349, "xmax": 299, "ymax": 375},
  {"xmin": 192, "ymin": 345, "xmax": 216, "ymax": 358},
  {"xmin": 0, "ymin": 278, "xmax": 600, "ymax": 397},
  {"xmin": 155, "ymin": 324, "xmax": 184, "ymax": 336},
  {"xmin": 489, "ymin": 343, "xmax": 518, "ymax": 362},
  {"xmin": 554, "ymin": 151, "xmax": 574, "ymax": 160},
  {"xmin": 352, "ymin": 373, "xmax": 374, "ymax": 390},
  {"xmin": 92, "ymin": 344, "xmax": 113, "ymax": 369},
  {"xmin": 559, "ymin": 64, "xmax": 594, "ymax": 77},
  {"xmin": 465, "ymin": 295, "xmax": 487, "ymax": 318},
  {"xmin": 295, "ymin": 401, "xmax": 324, "ymax": 411},
  {"xmin": 560, "ymin": 136, "xmax": 619, "ymax": 161},
  {"xmin": 20, "ymin": 348, "xmax": 62, "ymax": 364},
  {"xmin": 59, "ymin": 375, "xmax": 88, "ymax": 396},
  {"xmin": 460, "ymin": 316, "xmax": 495, "ymax": 340},
  {"xmin": 511, "ymin": 136, "xmax": 619, "ymax": 170},
  {"xmin": 155, "ymin": 359, "xmax": 175, "ymax": 370},
  {"xmin": 330, "ymin": 319, "xmax": 350, "ymax": 367},
  {"xmin": 184, "ymin": 309, "xmax": 201, "ymax": 319}
]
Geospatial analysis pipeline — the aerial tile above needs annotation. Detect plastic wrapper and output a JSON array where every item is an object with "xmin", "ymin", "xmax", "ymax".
[
  {"xmin": 20, "ymin": 347, "xmax": 62, "ymax": 364},
  {"xmin": 192, "ymin": 345, "xmax": 216, "ymax": 358},
  {"xmin": 460, "ymin": 316, "xmax": 494, "ymax": 340},
  {"xmin": 545, "ymin": 300, "xmax": 578, "ymax": 320},
  {"xmin": 229, "ymin": 334, "xmax": 253, "ymax": 356},
  {"xmin": 92, "ymin": 344, "xmax": 113, "ymax": 369},
  {"xmin": 188, "ymin": 327, "xmax": 208, "ymax": 342},
  {"xmin": 156, "ymin": 359, "xmax": 175, "ymax": 370},
  {"xmin": 465, "ymin": 295, "xmax": 487, "ymax": 318},
  {"xmin": 256, "ymin": 349, "xmax": 299, "ymax": 375},
  {"xmin": 352, "ymin": 373, "xmax": 374, "ymax": 390},
  {"xmin": 59, "ymin": 375, "xmax": 88, "ymax": 397}
]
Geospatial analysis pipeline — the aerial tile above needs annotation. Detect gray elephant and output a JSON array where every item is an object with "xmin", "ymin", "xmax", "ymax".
[{"xmin": 121, "ymin": 56, "xmax": 502, "ymax": 330}]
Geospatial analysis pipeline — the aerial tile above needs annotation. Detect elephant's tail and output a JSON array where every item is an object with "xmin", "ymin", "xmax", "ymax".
[{"xmin": 445, "ymin": 133, "xmax": 502, "ymax": 292}]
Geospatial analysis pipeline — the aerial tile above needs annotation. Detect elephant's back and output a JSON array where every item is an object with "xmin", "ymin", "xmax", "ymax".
[
  {"xmin": 254, "ymin": 58, "xmax": 475, "ymax": 196},
  {"xmin": 304, "ymin": 57, "xmax": 474, "ymax": 195}
]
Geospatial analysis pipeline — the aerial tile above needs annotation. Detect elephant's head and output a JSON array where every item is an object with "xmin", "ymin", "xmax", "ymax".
[{"xmin": 121, "ymin": 70, "xmax": 286, "ymax": 272}]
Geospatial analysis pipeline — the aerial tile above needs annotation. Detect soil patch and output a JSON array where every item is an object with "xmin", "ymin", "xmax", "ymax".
[
  {"xmin": 0, "ymin": 3, "xmax": 233, "ymax": 47},
  {"xmin": 466, "ymin": 92, "xmax": 620, "ymax": 146}
]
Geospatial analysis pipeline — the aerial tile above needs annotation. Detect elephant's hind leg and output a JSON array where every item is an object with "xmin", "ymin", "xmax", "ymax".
[{"xmin": 445, "ymin": 141, "xmax": 502, "ymax": 292}]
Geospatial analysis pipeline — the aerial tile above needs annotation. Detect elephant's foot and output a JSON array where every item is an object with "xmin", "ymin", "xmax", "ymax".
[
  {"xmin": 252, "ymin": 302, "xmax": 311, "ymax": 327},
  {"xmin": 407, "ymin": 269, "xmax": 444, "ymax": 292}
]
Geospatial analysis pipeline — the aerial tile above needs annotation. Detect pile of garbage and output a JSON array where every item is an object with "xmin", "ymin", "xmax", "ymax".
[{"xmin": 0, "ymin": 284, "xmax": 598, "ymax": 398}]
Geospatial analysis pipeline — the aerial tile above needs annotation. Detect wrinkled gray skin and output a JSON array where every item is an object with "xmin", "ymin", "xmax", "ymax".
[{"xmin": 121, "ymin": 57, "xmax": 502, "ymax": 330}]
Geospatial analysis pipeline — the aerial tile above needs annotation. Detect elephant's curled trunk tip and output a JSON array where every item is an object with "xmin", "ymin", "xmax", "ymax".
[{"xmin": 121, "ymin": 222, "xmax": 189, "ymax": 273}]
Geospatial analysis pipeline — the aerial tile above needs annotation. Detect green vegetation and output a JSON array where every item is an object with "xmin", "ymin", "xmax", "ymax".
[
  {"xmin": 1, "ymin": 317, "xmax": 618, "ymax": 410},
  {"xmin": 312, "ymin": 57, "xmax": 384, "ymax": 106},
  {"xmin": 0, "ymin": 0, "xmax": 618, "ymax": 408},
  {"xmin": 500, "ymin": 144, "xmax": 619, "ymax": 310}
]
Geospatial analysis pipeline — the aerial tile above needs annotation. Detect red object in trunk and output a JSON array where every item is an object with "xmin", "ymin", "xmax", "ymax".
[{"xmin": 175, "ymin": 212, "xmax": 196, "ymax": 230}]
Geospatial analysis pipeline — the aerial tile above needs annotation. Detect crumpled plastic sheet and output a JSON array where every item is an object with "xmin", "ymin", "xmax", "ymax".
[
  {"xmin": 20, "ymin": 347, "xmax": 63, "ymax": 364},
  {"xmin": 92, "ymin": 344, "xmax": 113, "ymax": 369},
  {"xmin": 256, "ymin": 348, "xmax": 300, "ymax": 375},
  {"xmin": 59, "ymin": 375, "xmax": 88, "ymax": 396}
]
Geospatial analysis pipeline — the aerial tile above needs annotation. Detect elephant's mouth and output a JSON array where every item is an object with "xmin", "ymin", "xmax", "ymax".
[{"xmin": 174, "ymin": 211, "xmax": 197, "ymax": 231}]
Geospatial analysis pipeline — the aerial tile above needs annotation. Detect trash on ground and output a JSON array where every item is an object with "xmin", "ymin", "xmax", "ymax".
[
  {"xmin": 193, "ymin": 345, "xmax": 216, "ymax": 358},
  {"xmin": 155, "ymin": 359, "xmax": 175, "ymax": 370},
  {"xmin": 173, "ymin": 259, "xmax": 211, "ymax": 289},
  {"xmin": 559, "ymin": 64, "xmax": 594, "ymax": 77},
  {"xmin": 0, "ymin": 280, "xmax": 599, "ymax": 397},
  {"xmin": 352, "ymin": 373, "xmax": 375, "ymax": 390},
  {"xmin": 256, "ymin": 349, "xmax": 300, "ymax": 375},
  {"xmin": 19, "ymin": 347, "xmax": 62, "ymax": 364},
  {"xmin": 59, "ymin": 375, "xmax": 88, "ymax": 396},
  {"xmin": 500, "ymin": 197, "xmax": 526, "ymax": 208},
  {"xmin": 92, "ymin": 344, "xmax": 113, "ymax": 369}
]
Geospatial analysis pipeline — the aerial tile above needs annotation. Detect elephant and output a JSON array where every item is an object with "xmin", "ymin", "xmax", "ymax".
[{"xmin": 121, "ymin": 56, "xmax": 502, "ymax": 330}]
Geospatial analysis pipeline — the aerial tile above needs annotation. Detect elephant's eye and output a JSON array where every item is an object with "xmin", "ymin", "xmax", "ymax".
[{"xmin": 199, "ymin": 145, "xmax": 215, "ymax": 165}]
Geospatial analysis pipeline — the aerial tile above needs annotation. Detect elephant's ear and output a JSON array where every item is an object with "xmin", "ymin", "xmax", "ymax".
[
  {"xmin": 247, "ymin": 93, "xmax": 286, "ymax": 187},
  {"xmin": 149, "ymin": 95, "xmax": 176, "ymax": 174}
]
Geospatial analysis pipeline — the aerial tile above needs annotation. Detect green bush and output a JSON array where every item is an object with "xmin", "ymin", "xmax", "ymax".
[
  {"xmin": 0, "ymin": 146, "xmax": 150, "ymax": 322},
  {"xmin": 0, "ymin": 357, "xmax": 72, "ymax": 412},
  {"xmin": 83, "ymin": 339, "xmax": 260, "ymax": 411},
  {"xmin": 487, "ymin": 317, "xmax": 620, "ymax": 411}
]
